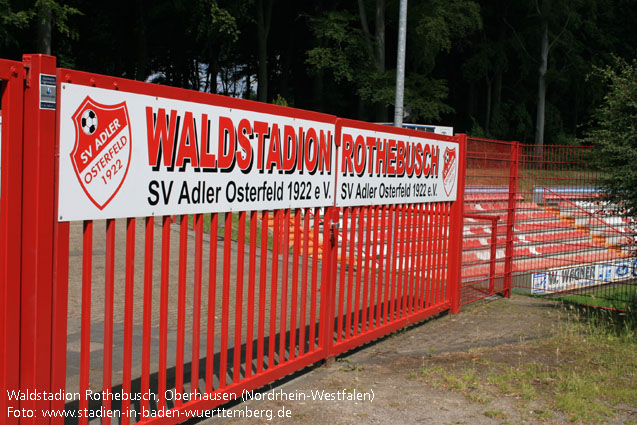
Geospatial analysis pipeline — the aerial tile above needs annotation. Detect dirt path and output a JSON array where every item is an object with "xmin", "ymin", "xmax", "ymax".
[{"xmin": 192, "ymin": 295, "xmax": 634, "ymax": 425}]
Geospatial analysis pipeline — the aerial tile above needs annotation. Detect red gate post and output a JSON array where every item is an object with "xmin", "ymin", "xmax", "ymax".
[
  {"xmin": 0, "ymin": 59, "xmax": 26, "ymax": 425},
  {"xmin": 19, "ymin": 54, "xmax": 58, "ymax": 425},
  {"xmin": 503, "ymin": 142, "xmax": 520, "ymax": 297},
  {"xmin": 321, "ymin": 206, "xmax": 339, "ymax": 359},
  {"xmin": 448, "ymin": 134, "xmax": 467, "ymax": 314}
]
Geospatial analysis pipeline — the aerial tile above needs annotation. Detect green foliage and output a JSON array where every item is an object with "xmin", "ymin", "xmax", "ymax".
[
  {"xmin": 585, "ymin": 57, "xmax": 637, "ymax": 215},
  {"xmin": 35, "ymin": 0, "xmax": 82, "ymax": 39},
  {"xmin": 0, "ymin": 0, "xmax": 33, "ymax": 51},
  {"xmin": 272, "ymin": 93, "xmax": 289, "ymax": 106}
]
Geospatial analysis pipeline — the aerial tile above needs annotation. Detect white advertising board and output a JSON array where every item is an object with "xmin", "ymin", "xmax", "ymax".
[
  {"xmin": 531, "ymin": 259, "xmax": 637, "ymax": 295},
  {"xmin": 58, "ymin": 83, "xmax": 336, "ymax": 221},
  {"xmin": 335, "ymin": 121, "xmax": 459, "ymax": 207}
]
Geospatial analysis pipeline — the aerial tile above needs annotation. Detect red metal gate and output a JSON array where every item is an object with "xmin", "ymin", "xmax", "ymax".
[{"xmin": 1, "ymin": 54, "xmax": 469, "ymax": 424}]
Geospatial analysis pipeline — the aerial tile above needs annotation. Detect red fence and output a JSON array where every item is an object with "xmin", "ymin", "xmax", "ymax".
[
  {"xmin": 461, "ymin": 138, "xmax": 636, "ymax": 306},
  {"xmin": 0, "ymin": 55, "xmax": 467, "ymax": 424}
]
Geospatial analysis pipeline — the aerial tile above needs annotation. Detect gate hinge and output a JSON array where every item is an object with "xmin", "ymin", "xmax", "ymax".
[
  {"xmin": 330, "ymin": 221, "xmax": 339, "ymax": 247},
  {"xmin": 23, "ymin": 62, "xmax": 31, "ymax": 88}
]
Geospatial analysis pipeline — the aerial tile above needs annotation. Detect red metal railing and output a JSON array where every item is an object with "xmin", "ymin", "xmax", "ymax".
[{"xmin": 0, "ymin": 54, "xmax": 468, "ymax": 425}]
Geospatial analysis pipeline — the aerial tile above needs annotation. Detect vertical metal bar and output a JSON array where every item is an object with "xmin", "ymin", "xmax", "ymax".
[
  {"xmin": 269, "ymin": 209, "xmax": 281, "ymax": 366},
  {"xmin": 205, "ymin": 213, "xmax": 218, "ymax": 393},
  {"xmin": 337, "ymin": 208, "xmax": 349, "ymax": 341},
  {"xmin": 234, "ymin": 211, "xmax": 246, "ymax": 383},
  {"xmin": 346, "ymin": 208, "xmax": 357, "ymax": 338},
  {"xmin": 289, "ymin": 209, "xmax": 301, "ymax": 358},
  {"xmin": 396, "ymin": 205, "xmax": 406, "ymax": 318},
  {"xmin": 412, "ymin": 204, "xmax": 423, "ymax": 312},
  {"xmin": 320, "ymin": 206, "xmax": 335, "ymax": 354},
  {"xmin": 309, "ymin": 207, "xmax": 320, "ymax": 350},
  {"xmin": 323, "ymin": 206, "xmax": 339, "ymax": 356},
  {"xmin": 158, "ymin": 216, "xmax": 171, "ymax": 409},
  {"xmin": 354, "ymin": 207, "xmax": 364, "ymax": 335},
  {"xmin": 383, "ymin": 206, "xmax": 394, "ymax": 324},
  {"xmin": 299, "ymin": 209, "xmax": 310, "ymax": 355},
  {"xmin": 440, "ymin": 203, "xmax": 450, "ymax": 302},
  {"xmin": 141, "ymin": 216, "xmax": 154, "ymax": 413},
  {"xmin": 78, "ymin": 221, "xmax": 93, "ymax": 425},
  {"xmin": 102, "ymin": 219, "xmax": 115, "ymax": 425},
  {"xmin": 50, "ymin": 219, "xmax": 69, "ymax": 425},
  {"xmin": 121, "ymin": 217, "xmax": 135, "ymax": 424},
  {"xmin": 369, "ymin": 206, "xmax": 379, "ymax": 328},
  {"xmin": 175, "ymin": 215, "xmax": 188, "ymax": 404},
  {"xmin": 449, "ymin": 134, "xmax": 467, "ymax": 313},
  {"xmin": 425, "ymin": 203, "xmax": 435, "ymax": 308},
  {"xmin": 192, "ymin": 214, "xmax": 203, "ymax": 393},
  {"xmin": 375, "ymin": 206, "xmax": 385, "ymax": 327},
  {"xmin": 279, "ymin": 209, "xmax": 290, "ymax": 362},
  {"xmin": 503, "ymin": 142, "xmax": 519, "ymax": 297},
  {"xmin": 245, "ymin": 211, "xmax": 257, "ymax": 377},
  {"xmin": 489, "ymin": 218, "xmax": 498, "ymax": 294},
  {"xmin": 0, "ymin": 62, "xmax": 25, "ymax": 425},
  {"xmin": 19, "ymin": 54, "xmax": 57, "ymax": 424},
  {"xmin": 220, "ymin": 212, "xmax": 232, "ymax": 386},
  {"xmin": 257, "ymin": 211, "xmax": 268, "ymax": 371},
  {"xmin": 434, "ymin": 202, "xmax": 445, "ymax": 305},
  {"xmin": 389, "ymin": 206, "xmax": 400, "ymax": 321},
  {"xmin": 403, "ymin": 204, "xmax": 415, "ymax": 316},
  {"xmin": 420, "ymin": 203, "xmax": 430, "ymax": 309}
]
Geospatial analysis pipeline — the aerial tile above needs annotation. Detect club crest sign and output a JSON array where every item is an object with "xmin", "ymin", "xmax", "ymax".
[
  {"xmin": 70, "ymin": 97, "xmax": 132, "ymax": 210},
  {"xmin": 442, "ymin": 146, "xmax": 457, "ymax": 197}
]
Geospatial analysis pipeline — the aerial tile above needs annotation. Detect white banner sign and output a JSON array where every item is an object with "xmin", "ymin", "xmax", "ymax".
[
  {"xmin": 335, "ymin": 122, "xmax": 459, "ymax": 207},
  {"xmin": 58, "ymin": 84, "xmax": 336, "ymax": 221},
  {"xmin": 531, "ymin": 259, "xmax": 637, "ymax": 295}
]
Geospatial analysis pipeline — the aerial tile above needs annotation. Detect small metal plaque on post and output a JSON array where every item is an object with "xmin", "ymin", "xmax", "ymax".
[{"xmin": 40, "ymin": 74, "xmax": 56, "ymax": 110}]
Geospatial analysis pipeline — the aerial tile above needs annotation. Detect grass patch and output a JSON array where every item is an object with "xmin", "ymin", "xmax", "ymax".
[
  {"xmin": 415, "ymin": 306, "xmax": 637, "ymax": 424},
  {"xmin": 559, "ymin": 283, "xmax": 637, "ymax": 311}
]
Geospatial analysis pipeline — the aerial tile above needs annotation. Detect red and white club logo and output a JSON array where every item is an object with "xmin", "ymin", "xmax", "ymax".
[
  {"xmin": 71, "ymin": 97, "xmax": 132, "ymax": 210},
  {"xmin": 442, "ymin": 146, "xmax": 457, "ymax": 197}
]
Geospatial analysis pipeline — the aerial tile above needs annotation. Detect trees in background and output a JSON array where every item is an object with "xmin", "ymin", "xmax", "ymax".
[
  {"xmin": 0, "ymin": 0, "xmax": 635, "ymax": 146},
  {"xmin": 585, "ymin": 58, "xmax": 637, "ymax": 216}
]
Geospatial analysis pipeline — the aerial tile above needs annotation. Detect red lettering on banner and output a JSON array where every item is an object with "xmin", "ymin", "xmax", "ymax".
[
  {"xmin": 415, "ymin": 143, "xmax": 423, "ymax": 176},
  {"xmin": 304, "ymin": 128, "xmax": 318, "ymax": 173},
  {"xmin": 387, "ymin": 139, "xmax": 396, "ymax": 175},
  {"xmin": 396, "ymin": 139, "xmax": 405, "ymax": 176},
  {"xmin": 146, "ymin": 107, "xmax": 178, "ymax": 168},
  {"xmin": 376, "ymin": 138, "xmax": 387, "ymax": 176},
  {"xmin": 265, "ymin": 124, "xmax": 282, "ymax": 172},
  {"xmin": 405, "ymin": 143, "xmax": 414, "ymax": 176},
  {"xmin": 430, "ymin": 145, "xmax": 439, "ymax": 177},
  {"xmin": 237, "ymin": 119, "xmax": 253, "ymax": 171},
  {"xmin": 283, "ymin": 125, "xmax": 297, "ymax": 173},
  {"xmin": 218, "ymin": 116, "xmax": 235, "ymax": 171},
  {"xmin": 366, "ymin": 137, "xmax": 376, "ymax": 176},
  {"xmin": 254, "ymin": 120, "xmax": 269, "ymax": 171},
  {"xmin": 200, "ymin": 113, "xmax": 216, "ymax": 169},
  {"xmin": 318, "ymin": 130, "xmax": 331, "ymax": 173},
  {"xmin": 354, "ymin": 135, "xmax": 366, "ymax": 176},
  {"xmin": 341, "ymin": 133, "xmax": 354, "ymax": 174},
  {"xmin": 175, "ymin": 111, "xmax": 198, "ymax": 168}
]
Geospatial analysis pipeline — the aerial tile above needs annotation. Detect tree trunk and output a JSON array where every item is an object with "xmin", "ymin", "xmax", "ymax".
[
  {"xmin": 375, "ymin": 0, "xmax": 387, "ymax": 121},
  {"xmin": 256, "ymin": 0, "xmax": 272, "ymax": 103},
  {"xmin": 134, "ymin": 0, "xmax": 148, "ymax": 81},
  {"xmin": 492, "ymin": 68, "xmax": 502, "ymax": 130},
  {"xmin": 37, "ymin": 4, "xmax": 52, "ymax": 55},
  {"xmin": 485, "ymin": 77, "xmax": 492, "ymax": 132},
  {"xmin": 534, "ymin": 18, "xmax": 549, "ymax": 163}
]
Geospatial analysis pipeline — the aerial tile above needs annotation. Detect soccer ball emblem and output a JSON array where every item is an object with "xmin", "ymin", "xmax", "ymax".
[{"xmin": 81, "ymin": 109, "xmax": 98, "ymax": 135}]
